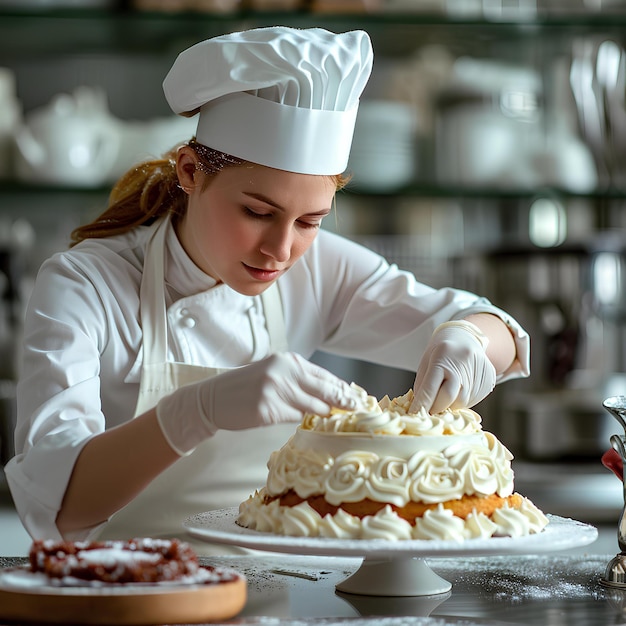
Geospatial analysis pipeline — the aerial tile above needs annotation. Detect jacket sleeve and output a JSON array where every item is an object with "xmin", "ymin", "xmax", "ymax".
[
  {"xmin": 285, "ymin": 230, "xmax": 529, "ymax": 382},
  {"xmin": 5, "ymin": 253, "xmax": 110, "ymax": 542}
]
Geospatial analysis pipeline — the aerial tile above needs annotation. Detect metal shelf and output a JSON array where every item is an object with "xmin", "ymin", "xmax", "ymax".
[
  {"xmin": 3, "ymin": 7, "xmax": 626, "ymax": 203},
  {"xmin": 1, "ymin": 7, "xmax": 626, "ymax": 58},
  {"xmin": 3, "ymin": 180, "xmax": 626, "ymax": 200}
]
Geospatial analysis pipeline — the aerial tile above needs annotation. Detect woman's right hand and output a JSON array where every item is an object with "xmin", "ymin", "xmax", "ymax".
[{"xmin": 156, "ymin": 352, "xmax": 362, "ymax": 455}]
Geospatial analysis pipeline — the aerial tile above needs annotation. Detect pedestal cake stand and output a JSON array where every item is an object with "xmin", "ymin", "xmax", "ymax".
[{"xmin": 184, "ymin": 508, "xmax": 597, "ymax": 597}]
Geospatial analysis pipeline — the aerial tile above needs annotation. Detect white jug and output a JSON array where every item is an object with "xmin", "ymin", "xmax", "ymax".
[{"xmin": 14, "ymin": 86, "xmax": 120, "ymax": 187}]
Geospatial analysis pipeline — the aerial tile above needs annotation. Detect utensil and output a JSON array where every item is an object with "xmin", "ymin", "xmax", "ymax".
[
  {"xmin": 601, "ymin": 395, "xmax": 626, "ymax": 587},
  {"xmin": 0, "ymin": 67, "xmax": 20, "ymax": 180},
  {"xmin": 596, "ymin": 40, "xmax": 626, "ymax": 188},
  {"xmin": 570, "ymin": 38, "xmax": 610, "ymax": 187}
]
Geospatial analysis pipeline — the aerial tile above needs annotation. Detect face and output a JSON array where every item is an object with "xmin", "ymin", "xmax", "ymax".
[{"xmin": 176, "ymin": 153, "xmax": 336, "ymax": 297}]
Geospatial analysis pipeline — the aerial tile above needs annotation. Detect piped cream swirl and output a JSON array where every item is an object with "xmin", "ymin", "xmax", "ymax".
[
  {"xmin": 301, "ymin": 388, "xmax": 482, "ymax": 436},
  {"xmin": 237, "ymin": 495, "xmax": 548, "ymax": 540}
]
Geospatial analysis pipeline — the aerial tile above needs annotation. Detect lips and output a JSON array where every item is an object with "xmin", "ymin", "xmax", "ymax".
[{"xmin": 243, "ymin": 263, "xmax": 282, "ymax": 282}]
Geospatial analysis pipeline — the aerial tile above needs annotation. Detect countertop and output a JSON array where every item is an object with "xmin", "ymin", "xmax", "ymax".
[{"xmin": 1, "ymin": 551, "xmax": 625, "ymax": 625}]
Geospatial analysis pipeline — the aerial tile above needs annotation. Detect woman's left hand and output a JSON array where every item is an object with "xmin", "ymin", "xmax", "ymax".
[{"xmin": 410, "ymin": 320, "xmax": 496, "ymax": 414}]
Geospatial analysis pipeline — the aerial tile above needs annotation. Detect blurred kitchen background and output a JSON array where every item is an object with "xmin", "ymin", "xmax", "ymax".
[{"xmin": 1, "ymin": 0, "xmax": 626, "ymax": 554}]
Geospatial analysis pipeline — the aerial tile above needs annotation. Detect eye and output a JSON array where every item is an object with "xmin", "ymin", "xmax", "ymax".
[
  {"xmin": 244, "ymin": 207, "xmax": 271, "ymax": 220},
  {"xmin": 297, "ymin": 219, "xmax": 322, "ymax": 230}
]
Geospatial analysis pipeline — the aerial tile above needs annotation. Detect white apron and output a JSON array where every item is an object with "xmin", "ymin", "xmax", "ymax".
[{"xmin": 96, "ymin": 217, "xmax": 294, "ymax": 554}]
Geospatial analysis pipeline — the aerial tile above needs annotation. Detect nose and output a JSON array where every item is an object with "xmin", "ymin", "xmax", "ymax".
[{"xmin": 259, "ymin": 224, "xmax": 292, "ymax": 263}]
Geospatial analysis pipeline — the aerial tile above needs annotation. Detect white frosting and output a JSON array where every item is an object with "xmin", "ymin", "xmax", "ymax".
[
  {"xmin": 302, "ymin": 389, "xmax": 483, "ymax": 437},
  {"xmin": 465, "ymin": 511, "xmax": 499, "ymax": 539},
  {"xmin": 238, "ymin": 495, "xmax": 549, "ymax": 541},
  {"xmin": 265, "ymin": 428, "xmax": 514, "ymax": 506},
  {"xmin": 238, "ymin": 387, "xmax": 549, "ymax": 541}
]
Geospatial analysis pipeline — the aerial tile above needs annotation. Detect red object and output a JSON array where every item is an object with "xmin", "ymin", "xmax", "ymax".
[{"xmin": 602, "ymin": 448, "xmax": 623, "ymax": 480}]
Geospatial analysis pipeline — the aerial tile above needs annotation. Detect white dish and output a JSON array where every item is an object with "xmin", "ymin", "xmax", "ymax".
[
  {"xmin": 184, "ymin": 507, "xmax": 596, "ymax": 558},
  {"xmin": 184, "ymin": 508, "xmax": 597, "ymax": 597}
]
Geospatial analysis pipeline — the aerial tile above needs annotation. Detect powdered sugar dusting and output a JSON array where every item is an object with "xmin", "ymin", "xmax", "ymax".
[
  {"xmin": 436, "ymin": 554, "xmax": 605, "ymax": 603},
  {"xmin": 224, "ymin": 616, "xmax": 497, "ymax": 626},
  {"xmin": 0, "ymin": 565, "xmax": 243, "ymax": 593},
  {"xmin": 72, "ymin": 549, "xmax": 162, "ymax": 567}
]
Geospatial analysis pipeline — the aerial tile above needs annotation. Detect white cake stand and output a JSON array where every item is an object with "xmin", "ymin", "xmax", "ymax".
[{"xmin": 183, "ymin": 508, "xmax": 598, "ymax": 597}]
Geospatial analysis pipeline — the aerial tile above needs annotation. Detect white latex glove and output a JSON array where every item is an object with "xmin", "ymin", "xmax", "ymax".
[
  {"xmin": 410, "ymin": 320, "xmax": 497, "ymax": 414},
  {"xmin": 156, "ymin": 352, "xmax": 363, "ymax": 456}
]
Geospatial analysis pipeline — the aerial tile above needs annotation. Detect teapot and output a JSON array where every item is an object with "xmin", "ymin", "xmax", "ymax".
[{"xmin": 14, "ymin": 86, "xmax": 120, "ymax": 187}]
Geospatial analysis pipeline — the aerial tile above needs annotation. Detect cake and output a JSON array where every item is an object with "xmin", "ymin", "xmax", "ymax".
[
  {"xmin": 28, "ymin": 538, "xmax": 239, "ymax": 585},
  {"xmin": 237, "ymin": 388, "xmax": 549, "ymax": 541}
]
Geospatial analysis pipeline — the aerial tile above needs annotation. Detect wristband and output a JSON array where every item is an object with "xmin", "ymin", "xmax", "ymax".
[{"xmin": 432, "ymin": 320, "xmax": 490, "ymax": 350}]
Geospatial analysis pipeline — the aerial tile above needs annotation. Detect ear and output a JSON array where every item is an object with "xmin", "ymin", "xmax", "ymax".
[{"xmin": 176, "ymin": 146, "xmax": 199, "ymax": 192}]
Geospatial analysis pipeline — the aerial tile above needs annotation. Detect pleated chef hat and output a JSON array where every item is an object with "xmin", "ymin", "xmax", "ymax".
[{"xmin": 163, "ymin": 27, "xmax": 373, "ymax": 175}]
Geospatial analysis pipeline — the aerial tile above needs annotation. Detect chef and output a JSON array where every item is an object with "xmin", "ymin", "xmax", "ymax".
[{"xmin": 6, "ymin": 27, "xmax": 529, "ymax": 554}]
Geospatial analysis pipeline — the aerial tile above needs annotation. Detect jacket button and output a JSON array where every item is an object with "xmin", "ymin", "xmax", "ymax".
[{"xmin": 182, "ymin": 316, "xmax": 196, "ymax": 328}]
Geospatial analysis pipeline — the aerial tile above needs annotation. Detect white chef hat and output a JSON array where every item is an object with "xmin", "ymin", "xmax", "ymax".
[{"xmin": 163, "ymin": 26, "xmax": 373, "ymax": 175}]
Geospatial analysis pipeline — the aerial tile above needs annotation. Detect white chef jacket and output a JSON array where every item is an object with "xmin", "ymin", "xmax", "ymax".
[{"xmin": 5, "ymin": 217, "xmax": 529, "ymax": 542}]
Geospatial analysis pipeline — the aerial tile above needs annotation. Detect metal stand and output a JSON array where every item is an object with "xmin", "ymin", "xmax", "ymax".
[{"xmin": 601, "ymin": 396, "xmax": 626, "ymax": 588}]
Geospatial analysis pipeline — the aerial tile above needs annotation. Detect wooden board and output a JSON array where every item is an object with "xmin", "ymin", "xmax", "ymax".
[{"xmin": 0, "ymin": 566, "xmax": 247, "ymax": 625}]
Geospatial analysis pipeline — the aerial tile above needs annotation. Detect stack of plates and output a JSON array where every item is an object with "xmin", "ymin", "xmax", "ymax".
[{"xmin": 348, "ymin": 100, "xmax": 417, "ymax": 192}]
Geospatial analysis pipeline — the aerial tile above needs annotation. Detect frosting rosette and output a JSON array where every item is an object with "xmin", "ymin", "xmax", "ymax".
[
  {"xmin": 323, "ymin": 451, "xmax": 377, "ymax": 505},
  {"xmin": 407, "ymin": 451, "xmax": 465, "ymax": 504}
]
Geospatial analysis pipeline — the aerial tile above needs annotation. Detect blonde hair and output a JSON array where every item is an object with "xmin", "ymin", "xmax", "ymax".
[{"xmin": 70, "ymin": 139, "xmax": 350, "ymax": 247}]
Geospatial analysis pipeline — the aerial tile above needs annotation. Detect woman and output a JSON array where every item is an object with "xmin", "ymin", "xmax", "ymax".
[{"xmin": 6, "ymin": 27, "xmax": 529, "ymax": 552}]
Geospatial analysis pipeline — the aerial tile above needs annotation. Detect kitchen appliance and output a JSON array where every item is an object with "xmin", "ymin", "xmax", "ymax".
[{"xmin": 600, "ymin": 395, "xmax": 626, "ymax": 588}]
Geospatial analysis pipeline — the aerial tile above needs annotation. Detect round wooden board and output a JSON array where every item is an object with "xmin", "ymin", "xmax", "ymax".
[{"xmin": 0, "ymin": 567, "xmax": 247, "ymax": 625}]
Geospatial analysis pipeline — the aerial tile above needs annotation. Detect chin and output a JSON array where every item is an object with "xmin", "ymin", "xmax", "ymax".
[{"xmin": 227, "ymin": 280, "xmax": 275, "ymax": 297}]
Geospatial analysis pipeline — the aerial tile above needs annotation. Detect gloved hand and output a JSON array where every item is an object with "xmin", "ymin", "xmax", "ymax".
[
  {"xmin": 156, "ymin": 352, "xmax": 363, "ymax": 456},
  {"xmin": 410, "ymin": 320, "xmax": 497, "ymax": 414}
]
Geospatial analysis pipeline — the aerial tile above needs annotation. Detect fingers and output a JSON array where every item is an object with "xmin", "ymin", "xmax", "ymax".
[
  {"xmin": 288, "ymin": 353, "xmax": 363, "ymax": 411},
  {"xmin": 253, "ymin": 352, "xmax": 364, "ymax": 426},
  {"xmin": 275, "ymin": 387, "xmax": 335, "ymax": 422},
  {"xmin": 411, "ymin": 366, "xmax": 443, "ymax": 413},
  {"xmin": 431, "ymin": 377, "xmax": 463, "ymax": 414},
  {"xmin": 411, "ymin": 321, "xmax": 497, "ymax": 414},
  {"xmin": 412, "ymin": 367, "xmax": 463, "ymax": 414},
  {"xmin": 413, "ymin": 362, "xmax": 495, "ymax": 414}
]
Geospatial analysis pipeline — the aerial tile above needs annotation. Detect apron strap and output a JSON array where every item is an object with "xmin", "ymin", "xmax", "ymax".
[
  {"xmin": 260, "ymin": 284, "xmax": 288, "ymax": 353},
  {"xmin": 139, "ymin": 217, "xmax": 169, "ymax": 364}
]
